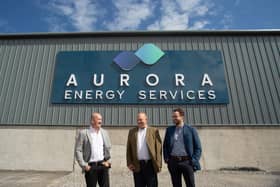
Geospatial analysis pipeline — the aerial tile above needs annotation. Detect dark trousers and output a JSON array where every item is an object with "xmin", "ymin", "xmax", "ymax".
[
  {"xmin": 167, "ymin": 159, "xmax": 195, "ymax": 187},
  {"xmin": 85, "ymin": 165, "xmax": 109, "ymax": 187},
  {"xmin": 133, "ymin": 160, "xmax": 158, "ymax": 187}
]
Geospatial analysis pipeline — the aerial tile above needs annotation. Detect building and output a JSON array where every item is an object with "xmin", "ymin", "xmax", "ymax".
[{"xmin": 0, "ymin": 31, "xmax": 279, "ymax": 172}]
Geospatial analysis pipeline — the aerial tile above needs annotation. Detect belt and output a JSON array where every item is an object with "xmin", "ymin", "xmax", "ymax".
[
  {"xmin": 138, "ymin": 160, "xmax": 151, "ymax": 165},
  {"xmin": 88, "ymin": 161, "xmax": 104, "ymax": 166},
  {"xmin": 170, "ymin": 156, "xmax": 190, "ymax": 162}
]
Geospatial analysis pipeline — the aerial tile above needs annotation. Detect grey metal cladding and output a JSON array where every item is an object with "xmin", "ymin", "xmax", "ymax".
[{"xmin": 0, "ymin": 33, "xmax": 279, "ymax": 126}]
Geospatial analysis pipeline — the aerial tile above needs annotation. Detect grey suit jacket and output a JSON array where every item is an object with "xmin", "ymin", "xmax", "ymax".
[{"xmin": 75, "ymin": 127, "xmax": 111, "ymax": 171}]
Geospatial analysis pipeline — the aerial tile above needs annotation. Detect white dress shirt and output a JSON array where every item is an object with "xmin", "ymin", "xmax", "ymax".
[
  {"xmin": 137, "ymin": 127, "xmax": 151, "ymax": 160},
  {"xmin": 89, "ymin": 126, "xmax": 104, "ymax": 162}
]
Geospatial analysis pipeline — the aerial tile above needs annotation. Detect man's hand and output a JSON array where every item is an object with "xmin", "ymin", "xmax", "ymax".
[
  {"xmin": 85, "ymin": 165, "xmax": 91, "ymax": 172},
  {"xmin": 102, "ymin": 161, "xmax": 111, "ymax": 168},
  {"xmin": 128, "ymin": 164, "xmax": 135, "ymax": 171}
]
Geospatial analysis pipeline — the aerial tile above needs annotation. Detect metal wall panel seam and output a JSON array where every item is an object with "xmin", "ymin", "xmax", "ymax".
[
  {"xmin": 255, "ymin": 37, "xmax": 277, "ymax": 123},
  {"xmin": 22, "ymin": 40, "xmax": 36, "ymax": 123},
  {"xmin": 33, "ymin": 43, "xmax": 47, "ymax": 124},
  {"xmin": 258, "ymin": 37, "xmax": 279, "ymax": 122},
  {"xmin": 250, "ymin": 37, "xmax": 273, "ymax": 123},
  {"xmin": 222, "ymin": 37, "xmax": 240, "ymax": 124},
  {"xmin": 272, "ymin": 36, "xmax": 280, "ymax": 74},
  {"xmin": 245, "ymin": 37, "xmax": 266, "ymax": 123},
  {"xmin": 236, "ymin": 37, "xmax": 256, "ymax": 123},
  {"xmin": 225, "ymin": 37, "xmax": 241, "ymax": 123},
  {"xmin": 0, "ymin": 40, "xmax": 9, "ymax": 122},
  {"xmin": 232, "ymin": 37, "xmax": 250, "ymax": 123},
  {"xmin": 27, "ymin": 41, "xmax": 43, "ymax": 123},
  {"xmin": 239, "ymin": 37, "xmax": 260, "ymax": 123},
  {"xmin": 220, "ymin": 37, "xmax": 237, "ymax": 124},
  {"xmin": 19, "ymin": 42, "xmax": 35, "ymax": 123},
  {"xmin": 13, "ymin": 40, "xmax": 30, "ymax": 123},
  {"xmin": 9, "ymin": 41, "xmax": 25, "ymax": 123},
  {"xmin": 39, "ymin": 43, "xmax": 52, "ymax": 124},
  {"xmin": 269, "ymin": 37, "xmax": 280, "ymax": 122},
  {"xmin": 1, "ymin": 41, "xmax": 19, "ymax": 123},
  {"xmin": 262, "ymin": 37, "xmax": 280, "ymax": 122}
]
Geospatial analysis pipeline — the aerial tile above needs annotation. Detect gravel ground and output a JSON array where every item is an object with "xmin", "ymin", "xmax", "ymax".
[
  {"xmin": 0, "ymin": 169, "xmax": 279, "ymax": 187},
  {"xmin": 47, "ymin": 169, "xmax": 280, "ymax": 187}
]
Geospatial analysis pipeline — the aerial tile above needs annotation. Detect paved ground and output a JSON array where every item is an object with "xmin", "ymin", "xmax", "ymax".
[
  {"xmin": 0, "ymin": 171, "xmax": 70, "ymax": 187},
  {"xmin": 1, "ymin": 169, "xmax": 279, "ymax": 187}
]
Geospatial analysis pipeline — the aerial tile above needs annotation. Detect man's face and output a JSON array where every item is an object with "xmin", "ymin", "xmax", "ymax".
[
  {"xmin": 137, "ymin": 113, "xmax": 147, "ymax": 129},
  {"xmin": 172, "ymin": 111, "xmax": 184, "ymax": 125},
  {"xmin": 91, "ymin": 113, "xmax": 102, "ymax": 129}
]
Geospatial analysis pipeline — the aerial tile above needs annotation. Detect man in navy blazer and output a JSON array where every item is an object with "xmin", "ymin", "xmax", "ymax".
[{"xmin": 163, "ymin": 108, "xmax": 202, "ymax": 187}]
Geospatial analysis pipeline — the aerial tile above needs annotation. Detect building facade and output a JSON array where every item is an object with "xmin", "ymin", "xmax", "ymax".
[{"xmin": 0, "ymin": 31, "xmax": 279, "ymax": 172}]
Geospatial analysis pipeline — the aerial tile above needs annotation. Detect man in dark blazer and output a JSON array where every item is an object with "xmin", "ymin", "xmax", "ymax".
[
  {"xmin": 126, "ymin": 112, "xmax": 162, "ymax": 187},
  {"xmin": 75, "ymin": 112, "xmax": 112, "ymax": 187},
  {"xmin": 163, "ymin": 108, "xmax": 202, "ymax": 187}
]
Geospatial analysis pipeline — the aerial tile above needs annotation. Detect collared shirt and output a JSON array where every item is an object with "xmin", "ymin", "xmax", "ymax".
[
  {"xmin": 171, "ymin": 125, "xmax": 188, "ymax": 156},
  {"xmin": 89, "ymin": 126, "xmax": 104, "ymax": 162},
  {"xmin": 137, "ymin": 127, "xmax": 151, "ymax": 160}
]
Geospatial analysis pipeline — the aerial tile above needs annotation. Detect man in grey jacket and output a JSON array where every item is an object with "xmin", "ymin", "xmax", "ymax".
[{"xmin": 75, "ymin": 112, "xmax": 112, "ymax": 187}]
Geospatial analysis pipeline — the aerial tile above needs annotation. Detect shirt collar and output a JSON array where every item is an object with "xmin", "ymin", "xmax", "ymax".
[
  {"xmin": 89, "ymin": 126, "xmax": 100, "ymax": 134},
  {"xmin": 176, "ymin": 123, "xmax": 185, "ymax": 128},
  {"xmin": 138, "ymin": 126, "xmax": 147, "ymax": 131}
]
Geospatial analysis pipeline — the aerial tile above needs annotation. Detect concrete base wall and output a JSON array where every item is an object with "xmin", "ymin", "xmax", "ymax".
[
  {"xmin": 0, "ymin": 126, "xmax": 76, "ymax": 171},
  {"xmin": 198, "ymin": 127, "xmax": 280, "ymax": 171},
  {"xmin": 0, "ymin": 126, "xmax": 279, "ymax": 172}
]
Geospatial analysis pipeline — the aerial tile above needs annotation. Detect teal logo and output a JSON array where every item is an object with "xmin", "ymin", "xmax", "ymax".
[{"xmin": 113, "ymin": 43, "xmax": 165, "ymax": 71}]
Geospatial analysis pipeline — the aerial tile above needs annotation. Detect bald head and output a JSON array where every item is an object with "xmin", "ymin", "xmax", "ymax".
[
  {"xmin": 137, "ymin": 112, "xmax": 148, "ymax": 128},
  {"xmin": 91, "ymin": 112, "xmax": 102, "ymax": 129}
]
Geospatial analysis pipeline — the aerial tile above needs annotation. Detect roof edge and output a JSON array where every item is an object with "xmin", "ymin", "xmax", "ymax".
[{"xmin": 0, "ymin": 30, "xmax": 280, "ymax": 39}]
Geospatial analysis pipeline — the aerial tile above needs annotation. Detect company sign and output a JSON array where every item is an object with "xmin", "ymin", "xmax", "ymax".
[{"xmin": 51, "ymin": 44, "xmax": 229, "ymax": 104}]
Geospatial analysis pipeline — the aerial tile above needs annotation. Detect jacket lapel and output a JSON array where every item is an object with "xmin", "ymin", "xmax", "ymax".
[
  {"xmin": 134, "ymin": 128, "xmax": 138, "ymax": 146},
  {"xmin": 100, "ymin": 128, "xmax": 109, "ymax": 148},
  {"xmin": 145, "ymin": 127, "xmax": 152, "ymax": 150},
  {"xmin": 134, "ymin": 128, "xmax": 138, "ymax": 159},
  {"xmin": 86, "ymin": 128, "xmax": 93, "ymax": 146},
  {"xmin": 100, "ymin": 128, "xmax": 105, "ymax": 145},
  {"xmin": 170, "ymin": 126, "xmax": 176, "ymax": 147}
]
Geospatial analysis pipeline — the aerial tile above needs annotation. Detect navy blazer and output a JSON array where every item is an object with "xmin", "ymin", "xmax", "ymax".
[{"xmin": 163, "ymin": 124, "xmax": 202, "ymax": 171}]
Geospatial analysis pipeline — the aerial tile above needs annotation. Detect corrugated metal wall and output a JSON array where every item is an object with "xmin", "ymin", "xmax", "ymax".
[{"xmin": 0, "ymin": 33, "xmax": 279, "ymax": 126}]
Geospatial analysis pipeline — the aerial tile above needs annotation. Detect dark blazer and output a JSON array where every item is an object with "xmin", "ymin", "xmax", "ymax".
[
  {"xmin": 163, "ymin": 124, "xmax": 202, "ymax": 171},
  {"xmin": 126, "ymin": 127, "xmax": 162, "ymax": 173}
]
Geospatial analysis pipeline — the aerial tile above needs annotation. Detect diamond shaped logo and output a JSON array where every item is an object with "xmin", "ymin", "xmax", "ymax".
[
  {"xmin": 113, "ymin": 51, "xmax": 141, "ymax": 71},
  {"xmin": 113, "ymin": 43, "xmax": 165, "ymax": 71},
  {"xmin": 135, "ymin": 43, "xmax": 165, "ymax": 65}
]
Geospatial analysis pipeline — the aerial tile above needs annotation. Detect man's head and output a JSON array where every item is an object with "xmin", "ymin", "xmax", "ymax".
[
  {"xmin": 172, "ymin": 108, "xmax": 185, "ymax": 126},
  {"xmin": 91, "ymin": 112, "xmax": 102, "ymax": 129},
  {"xmin": 137, "ymin": 112, "xmax": 148, "ymax": 129}
]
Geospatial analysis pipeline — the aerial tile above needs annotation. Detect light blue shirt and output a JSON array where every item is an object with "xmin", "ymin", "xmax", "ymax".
[{"xmin": 171, "ymin": 126, "xmax": 188, "ymax": 156}]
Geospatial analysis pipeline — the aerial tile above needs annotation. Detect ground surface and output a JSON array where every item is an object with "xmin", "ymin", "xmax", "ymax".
[{"xmin": 0, "ymin": 169, "xmax": 279, "ymax": 187}]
